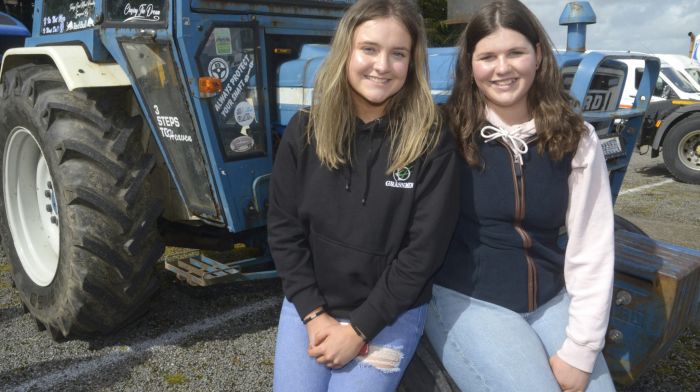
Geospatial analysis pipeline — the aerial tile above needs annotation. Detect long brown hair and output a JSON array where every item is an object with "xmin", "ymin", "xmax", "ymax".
[
  {"xmin": 446, "ymin": 0, "xmax": 586, "ymax": 166},
  {"xmin": 308, "ymin": 0, "xmax": 439, "ymax": 173}
]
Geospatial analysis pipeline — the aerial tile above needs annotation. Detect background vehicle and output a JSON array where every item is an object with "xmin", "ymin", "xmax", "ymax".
[
  {"xmin": 0, "ymin": 0, "xmax": 698, "ymax": 388},
  {"xmin": 656, "ymin": 53, "xmax": 700, "ymax": 90},
  {"xmin": 618, "ymin": 58, "xmax": 700, "ymax": 106},
  {"xmin": 612, "ymin": 56, "xmax": 700, "ymax": 184}
]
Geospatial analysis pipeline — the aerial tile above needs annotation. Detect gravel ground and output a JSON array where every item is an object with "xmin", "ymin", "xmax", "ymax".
[
  {"xmin": 0, "ymin": 151, "xmax": 698, "ymax": 391},
  {"xmin": 0, "ymin": 265, "xmax": 283, "ymax": 391}
]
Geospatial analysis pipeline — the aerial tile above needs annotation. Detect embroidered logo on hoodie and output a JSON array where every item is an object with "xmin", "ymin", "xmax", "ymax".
[{"xmin": 386, "ymin": 166, "xmax": 414, "ymax": 189}]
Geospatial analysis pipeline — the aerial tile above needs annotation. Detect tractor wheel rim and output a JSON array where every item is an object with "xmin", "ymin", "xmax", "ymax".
[
  {"xmin": 678, "ymin": 129, "xmax": 700, "ymax": 171},
  {"xmin": 3, "ymin": 127, "xmax": 60, "ymax": 286}
]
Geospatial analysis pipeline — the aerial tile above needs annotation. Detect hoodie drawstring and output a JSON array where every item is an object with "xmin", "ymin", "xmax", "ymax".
[
  {"xmin": 344, "ymin": 165, "xmax": 352, "ymax": 191},
  {"xmin": 480, "ymin": 125, "xmax": 529, "ymax": 165},
  {"xmin": 361, "ymin": 123, "xmax": 384, "ymax": 205}
]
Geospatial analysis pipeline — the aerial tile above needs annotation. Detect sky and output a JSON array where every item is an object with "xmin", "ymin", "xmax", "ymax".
[{"xmin": 521, "ymin": 0, "xmax": 700, "ymax": 56}]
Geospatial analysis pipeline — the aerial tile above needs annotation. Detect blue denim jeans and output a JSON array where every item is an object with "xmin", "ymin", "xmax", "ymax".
[
  {"xmin": 425, "ymin": 285, "xmax": 615, "ymax": 392},
  {"xmin": 273, "ymin": 298, "xmax": 427, "ymax": 392}
]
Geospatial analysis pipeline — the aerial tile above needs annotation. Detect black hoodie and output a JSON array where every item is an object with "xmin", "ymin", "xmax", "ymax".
[{"xmin": 268, "ymin": 110, "xmax": 459, "ymax": 340}]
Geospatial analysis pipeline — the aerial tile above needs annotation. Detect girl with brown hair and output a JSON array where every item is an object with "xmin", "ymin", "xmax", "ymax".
[{"xmin": 426, "ymin": 1, "xmax": 616, "ymax": 391}]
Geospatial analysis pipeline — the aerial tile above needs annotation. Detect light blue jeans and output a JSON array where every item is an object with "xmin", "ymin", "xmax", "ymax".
[
  {"xmin": 425, "ymin": 285, "xmax": 616, "ymax": 392},
  {"xmin": 273, "ymin": 298, "xmax": 426, "ymax": 392}
]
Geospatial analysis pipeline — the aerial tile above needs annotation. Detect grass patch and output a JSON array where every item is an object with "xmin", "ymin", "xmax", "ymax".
[
  {"xmin": 164, "ymin": 373, "xmax": 189, "ymax": 385},
  {"xmin": 0, "ymin": 263, "xmax": 11, "ymax": 273}
]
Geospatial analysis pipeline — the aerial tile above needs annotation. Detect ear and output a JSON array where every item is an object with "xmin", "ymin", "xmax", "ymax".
[{"xmin": 535, "ymin": 42, "xmax": 542, "ymax": 69}]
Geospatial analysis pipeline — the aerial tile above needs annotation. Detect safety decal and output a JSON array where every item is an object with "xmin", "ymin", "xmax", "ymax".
[
  {"xmin": 214, "ymin": 54, "xmax": 255, "ymax": 119},
  {"xmin": 208, "ymin": 58, "xmax": 230, "ymax": 81}
]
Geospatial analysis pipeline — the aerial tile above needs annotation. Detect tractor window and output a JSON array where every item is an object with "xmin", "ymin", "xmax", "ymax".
[
  {"xmin": 198, "ymin": 27, "xmax": 266, "ymax": 161},
  {"xmin": 40, "ymin": 0, "xmax": 96, "ymax": 35},
  {"xmin": 105, "ymin": 0, "xmax": 167, "ymax": 26}
]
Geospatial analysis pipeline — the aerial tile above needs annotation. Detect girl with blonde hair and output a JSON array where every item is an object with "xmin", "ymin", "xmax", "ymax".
[{"xmin": 268, "ymin": 0, "xmax": 459, "ymax": 390}]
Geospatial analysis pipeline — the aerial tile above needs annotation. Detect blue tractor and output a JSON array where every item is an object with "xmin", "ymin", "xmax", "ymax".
[{"xmin": 0, "ymin": 0, "xmax": 697, "ymax": 387}]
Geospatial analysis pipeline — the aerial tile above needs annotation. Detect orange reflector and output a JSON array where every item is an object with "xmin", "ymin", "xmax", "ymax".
[
  {"xmin": 656, "ymin": 120, "xmax": 663, "ymax": 128},
  {"xmin": 274, "ymin": 48, "xmax": 292, "ymax": 54},
  {"xmin": 199, "ymin": 77, "xmax": 222, "ymax": 98}
]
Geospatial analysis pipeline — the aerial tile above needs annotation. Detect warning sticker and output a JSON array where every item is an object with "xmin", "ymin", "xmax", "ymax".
[{"xmin": 214, "ymin": 28, "xmax": 233, "ymax": 56}]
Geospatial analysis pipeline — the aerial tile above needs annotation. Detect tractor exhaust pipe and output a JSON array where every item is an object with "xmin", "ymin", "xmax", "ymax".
[{"xmin": 559, "ymin": 1, "xmax": 596, "ymax": 52}]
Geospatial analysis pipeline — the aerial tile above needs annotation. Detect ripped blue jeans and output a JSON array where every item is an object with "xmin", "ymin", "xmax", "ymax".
[{"xmin": 273, "ymin": 298, "xmax": 426, "ymax": 392}]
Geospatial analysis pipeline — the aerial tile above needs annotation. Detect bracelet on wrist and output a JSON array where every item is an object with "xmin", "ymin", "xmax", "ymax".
[
  {"xmin": 302, "ymin": 308, "xmax": 326, "ymax": 324},
  {"xmin": 351, "ymin": 323, "xmax": 368, "ymax": 341}
]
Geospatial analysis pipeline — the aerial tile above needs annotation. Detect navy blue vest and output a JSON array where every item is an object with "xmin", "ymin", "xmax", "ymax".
[{"xmin": 435, "ymin": 134, "xmax": 573, "ymax": 313}]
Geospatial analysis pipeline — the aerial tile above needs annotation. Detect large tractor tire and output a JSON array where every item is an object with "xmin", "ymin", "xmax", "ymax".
[
  {"xmin": 662, "ymin": 114, "xmax": 700, "ymax": 184},
  {"xmin": 0, "ymin": 64, "xmax": 164, "ymax": 339}
]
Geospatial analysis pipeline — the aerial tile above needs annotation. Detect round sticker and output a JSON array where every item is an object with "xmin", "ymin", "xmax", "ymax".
[
  {"xmin": 230, "ymin": 135, "xmax": 255, "ymax": 153},
  {"xmin": 234, "ymin": 101, "xmax": 256, "ymax": 127},
  {"xmin": 208, "ymin": 57, "xmax": 229, "ymax": 80}
]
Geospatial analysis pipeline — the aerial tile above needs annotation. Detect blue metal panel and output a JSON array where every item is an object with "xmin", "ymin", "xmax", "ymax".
[{"xmin": 428, "ymin": 47, "xmax": 458, "ymax": 104}]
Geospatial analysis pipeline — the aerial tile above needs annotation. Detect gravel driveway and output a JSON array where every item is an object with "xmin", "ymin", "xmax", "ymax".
[{"xmin": 0, "ymin": 151, "xmax": 698, "ymax": 391}]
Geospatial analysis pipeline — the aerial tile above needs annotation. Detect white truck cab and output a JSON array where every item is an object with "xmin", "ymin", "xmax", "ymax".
[
  {"xmin": 654, "ymin": 53, "xmax": 700, "ymax": 90},
  {"xmin": 618, "ymin": 57, "xmax": 700, "ymax": 108}
]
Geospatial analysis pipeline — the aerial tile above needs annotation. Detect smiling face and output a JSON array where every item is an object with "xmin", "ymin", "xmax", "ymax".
[
  {"xmin": 347, "ymin": 17, "xmax": 412, "ymax": 122},
  {"xmin": 471, "ymin": 27, "xmax": 541, "ymax": 124}
]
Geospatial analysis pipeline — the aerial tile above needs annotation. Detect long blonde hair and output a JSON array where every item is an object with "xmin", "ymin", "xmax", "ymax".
[
  {"xmin": 308, "ymin": 0, "xmax": 439, "ymax": 173},
  {"xmin": 447, "ymin": 0, "xmax": 586, "ymax": 166}
]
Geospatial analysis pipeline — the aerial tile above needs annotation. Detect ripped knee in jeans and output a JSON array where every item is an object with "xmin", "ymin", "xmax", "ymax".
[{"xmin": 355, "ymin": 344, "xmax": 404, "ymax": 373}]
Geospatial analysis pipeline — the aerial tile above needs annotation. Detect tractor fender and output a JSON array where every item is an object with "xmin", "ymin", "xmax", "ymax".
[
  {"xmin": 652, "ymin": 103, "xmax": 700, "ymax": 150},
  {"xmin": 0, "ymin": 46, "xmax": 130, "ymax": 91}
]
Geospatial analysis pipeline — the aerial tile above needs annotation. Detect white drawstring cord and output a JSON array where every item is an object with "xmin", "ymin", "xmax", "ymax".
[{"xmin": 480, "ymin": 125, "xmax": 529, "ymax": 165}]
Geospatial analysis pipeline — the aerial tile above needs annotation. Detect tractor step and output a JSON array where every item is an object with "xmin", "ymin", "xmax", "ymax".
[{"xmin": 164, "ymin": 254, "xmax": 277, "ymax": 286}]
